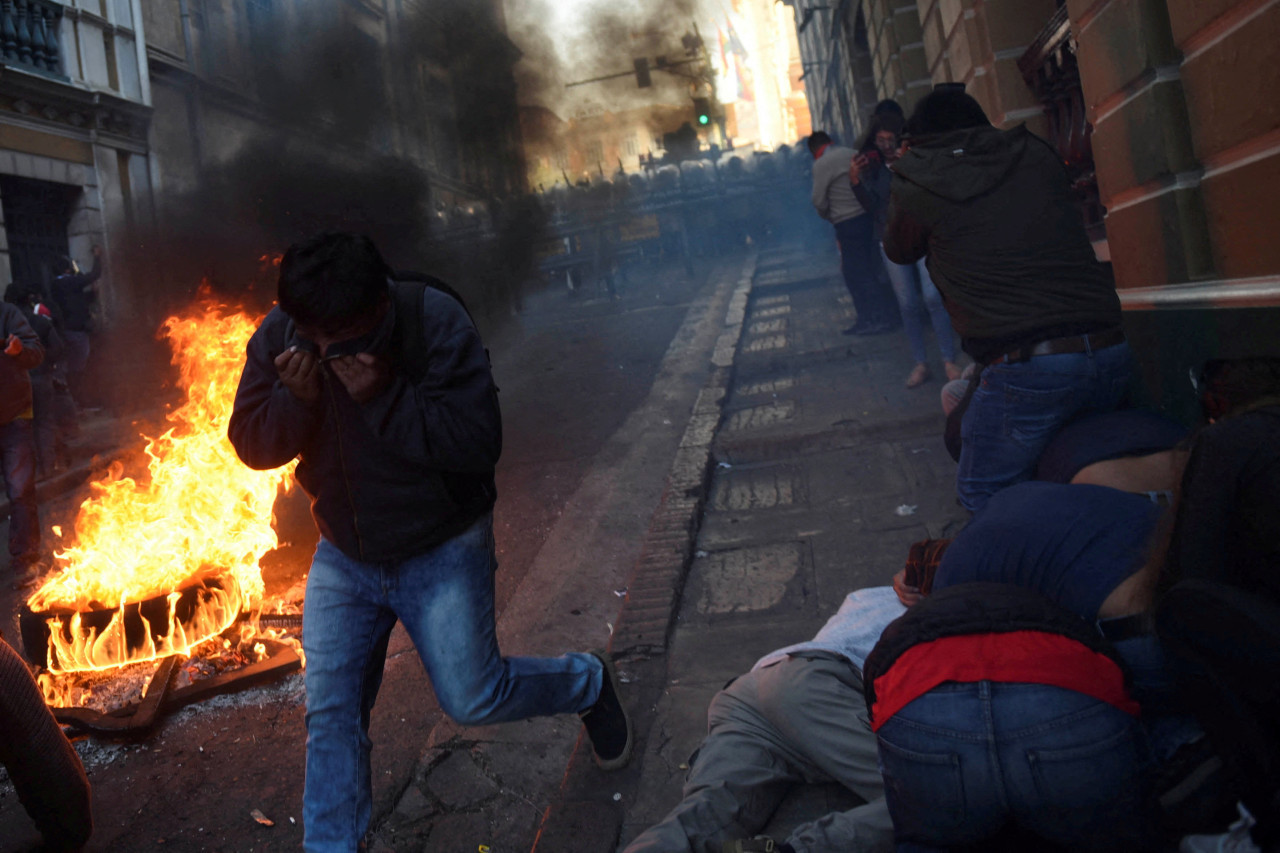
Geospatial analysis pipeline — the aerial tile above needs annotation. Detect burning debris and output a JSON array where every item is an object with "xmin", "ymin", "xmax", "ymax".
[{"xmin": 17, "ymin": 293, "xmax": 304, "ymax": 723}]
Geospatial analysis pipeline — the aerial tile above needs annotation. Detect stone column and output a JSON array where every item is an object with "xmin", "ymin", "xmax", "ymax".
[
  {"xmin": 860, "ymin": 0, "xmax": 933, "ymax": 114},
  {"xmin": 914, "ymin": 0, "xmax": 1058, "ymax": 134},
  {"xmin": 1069, "ymin": 0, "xmax": 1213, "ymax": 291},
  {"xmin": 1167, "ymin": 0, "xmax": 1280, "ymax": 281}
]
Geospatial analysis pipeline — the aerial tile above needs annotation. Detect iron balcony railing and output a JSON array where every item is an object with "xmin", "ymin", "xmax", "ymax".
[{"xmin": 1, "ymin": 0, "xmax": 65, "ymax": 79}]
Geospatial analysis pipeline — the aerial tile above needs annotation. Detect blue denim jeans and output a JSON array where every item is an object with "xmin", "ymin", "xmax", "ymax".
[
  {"xmin": 301, "ymin": 513, "xmax": 602, "ymax": 852},
  {"xmin": 880, "ymin": 246, "xmax": 956, "ymax": 364},
  {"xmin": 877, "ymin": 681, "xmax": 1159, "ymax": 852},
  {"xmin": 834, "ymin": 215, "xmax": 896, "ymax": 326},
  {"xmin": 1, "ymin": 417, "xmax": 39, "ymax": 563},
  {"xmin": 957, "ymin": 341, "xmax": 1132, "ymax": 513}
]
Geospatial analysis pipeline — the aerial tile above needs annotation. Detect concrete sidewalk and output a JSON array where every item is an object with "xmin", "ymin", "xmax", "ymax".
[{"xmin": 535, "ymin": 239, "xmax": 971, "ymax": 851}]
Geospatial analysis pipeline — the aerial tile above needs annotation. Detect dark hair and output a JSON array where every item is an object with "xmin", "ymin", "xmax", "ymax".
[
  {"xmin": 903, "ymin": 88, "xmax": 991, "ymax": 138},
  {"xmin": 873, "ymin": 112, "xmax": 905, "ymax": 139},
  {"xmin": 1198, "ymin": 357, "xmax": 1280, "ymax": 421},
  {"xmin": 873, "ymin": 99, "xmax": 904, "ymax": 118},
  {"xmin": 277, "ymin": 232, "xmax": 391, "ymax": 331},
  {"xmin": 806, "ymin": 131, "xmax": 833, "ymax": 154},
  {"xmin": 4, "ymin": 281, "xmax": 34, "ymax": 306},
  {"xmin": 858, "ymin": 112, "xmax": 906, "ymax": 154}
]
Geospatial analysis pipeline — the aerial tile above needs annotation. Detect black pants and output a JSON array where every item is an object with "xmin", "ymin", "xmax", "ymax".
[
  {"xmin": 834, "ymin": 214, "xmax": 895, "ymax": 326},
  {"xmin": 1157, "ymin": 579, "xmax": 1280, "ymax": 845}
]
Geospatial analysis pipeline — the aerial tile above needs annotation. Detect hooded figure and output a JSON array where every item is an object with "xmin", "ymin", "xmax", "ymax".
[{"xmin": 883, "ymin": 89, "xmax": 1131, "ymax": 513}]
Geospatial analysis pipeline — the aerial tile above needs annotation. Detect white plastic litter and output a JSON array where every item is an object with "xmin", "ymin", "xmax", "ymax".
[{"xmin": 895, "ymin": 504, "xmax": 918, "ymax": 516}]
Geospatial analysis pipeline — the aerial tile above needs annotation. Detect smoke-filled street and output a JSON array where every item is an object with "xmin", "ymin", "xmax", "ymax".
[{"xmin": 0, "ymin": 251, "xmax": 747, "ymax": 851}]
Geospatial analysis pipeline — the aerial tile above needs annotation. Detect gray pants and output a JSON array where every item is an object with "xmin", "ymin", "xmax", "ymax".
[{"xmin": 623, "ymin": 654, "xmax": 894, "ymax": 853}]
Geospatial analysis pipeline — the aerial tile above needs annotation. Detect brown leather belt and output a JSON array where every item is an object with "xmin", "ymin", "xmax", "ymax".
[{"xmin": 987, "ymin": 328, "xmax": 1126, "ymax": 366}]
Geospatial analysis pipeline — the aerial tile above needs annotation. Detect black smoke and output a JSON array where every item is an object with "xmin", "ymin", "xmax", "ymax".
[{"xmin": 123, "ymin": 1, "xmax": 545, "ymax": 325}]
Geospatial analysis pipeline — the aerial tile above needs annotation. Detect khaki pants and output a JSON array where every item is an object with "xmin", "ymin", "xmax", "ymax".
[{"xmin": 623, "ymin": 653, "xmax": 893, "ymax": 853}]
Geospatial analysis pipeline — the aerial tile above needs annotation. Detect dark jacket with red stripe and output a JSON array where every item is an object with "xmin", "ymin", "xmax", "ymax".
[{"xmin": 863, "ymin": 582, "xmax": 1131, "ymax": 721}]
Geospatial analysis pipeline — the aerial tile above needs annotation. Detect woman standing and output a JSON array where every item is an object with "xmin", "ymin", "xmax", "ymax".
[{"xmin": 850, "ymin": 114, "xmax": 961, "ymax": 388}]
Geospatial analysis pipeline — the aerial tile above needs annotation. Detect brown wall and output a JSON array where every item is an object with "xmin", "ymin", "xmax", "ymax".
[
  {"xmin": 1070, "ymin": 0, "xmax": 1280, "ymax": 291},
  {"xmin": 911, "ymin": 0, "xmax": 1056, "ymax": 136}
]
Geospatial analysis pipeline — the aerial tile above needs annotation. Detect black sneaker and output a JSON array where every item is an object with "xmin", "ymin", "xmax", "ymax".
[{"xmin": 580, "ymin": 652, "xmax": 633, "ymax": 770}]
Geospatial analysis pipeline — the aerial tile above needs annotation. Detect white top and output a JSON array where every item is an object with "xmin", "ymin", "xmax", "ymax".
[{"xmin": 752, "ymin": 586, "xmax": 907, "ymax": 673}]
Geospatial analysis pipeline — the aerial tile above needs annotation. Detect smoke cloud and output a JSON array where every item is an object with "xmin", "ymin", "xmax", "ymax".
[
  {"xmin": 506, "ymin": 0, "xmax": 702, "ymax": 118},
  {"xmin": 124, "ymin": 1, "xmax": 542, "ymax": 326}
]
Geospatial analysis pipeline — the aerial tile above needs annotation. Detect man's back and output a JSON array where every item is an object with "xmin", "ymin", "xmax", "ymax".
[
  {"xmin": 886, "ymin": 125, "xmax": 1119, "ymax": 353},
  {"xmin": 933, "ymin": 481, "xmax": 1162, "ymax": 618},
  {"xmin": 811, "ymin": 144, "xmax": 864, "ymax": 224}
]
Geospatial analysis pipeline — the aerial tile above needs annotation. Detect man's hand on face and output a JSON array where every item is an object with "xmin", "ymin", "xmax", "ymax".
[
  {"xmin": 274, "ymin": 347, "xmax": 321, "ymax": 405},
  {"xmin": 327, "ymin": 352, "xmax": 391, "ymax": 404}
]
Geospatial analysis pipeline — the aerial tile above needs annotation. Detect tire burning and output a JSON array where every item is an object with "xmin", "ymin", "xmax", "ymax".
[{"xmin": 23, "ymin": 297, "xmax": 296, "ymax": 686}]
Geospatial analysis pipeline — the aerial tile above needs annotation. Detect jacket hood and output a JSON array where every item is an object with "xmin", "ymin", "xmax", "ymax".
[{"xmin": 892, "ymin": 124, "xmax": 1031, "ymax": 203}]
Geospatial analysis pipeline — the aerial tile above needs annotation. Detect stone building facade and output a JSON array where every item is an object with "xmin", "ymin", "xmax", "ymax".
[
  {"xmin": 785, "ymin": 0, "xmax": 1280, "ymax": 415},
  {"xmin": 0, "ymin": 0, "xmax": 153, "ymax": 323}
]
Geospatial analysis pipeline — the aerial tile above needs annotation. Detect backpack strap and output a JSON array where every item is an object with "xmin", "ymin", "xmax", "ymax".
[
  {"xmin": 389, "ymin": 273, "xmax": 494, "ymax": 385},
  {"xmin": 390, "ymin": 279, "xmax": 431, "ymax": 385}
]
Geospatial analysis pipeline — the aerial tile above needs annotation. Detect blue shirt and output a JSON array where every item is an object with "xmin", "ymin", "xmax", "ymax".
[
  {"xmin": 1035, "ymin": 409, "xmax": 1188, "ymax": 484},
  {"xmin": 933, "ymin": 482, "xmax": 1163, "ymax": 618}
]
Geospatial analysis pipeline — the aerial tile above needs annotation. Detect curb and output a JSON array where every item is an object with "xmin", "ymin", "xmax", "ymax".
[
  {"xmin": 531, "ymin": 250, "xmax": 758, "ymax": 852},
  {"xmin": 609, "ymin": 250, "xmax": 756, "ymax": 658}
]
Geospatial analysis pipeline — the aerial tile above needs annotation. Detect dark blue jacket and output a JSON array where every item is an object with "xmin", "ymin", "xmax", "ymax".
[
  {"xmin": 51, "ymin": 256, "xmax": 103, "ymax": 333},
  {"xmin": 228, "ymin": 285, "xmax": 501, "ymax": 563}
]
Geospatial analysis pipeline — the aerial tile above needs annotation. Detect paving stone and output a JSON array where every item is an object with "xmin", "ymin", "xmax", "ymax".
[
  {"xmin": 710, "ymin": 464, "xmax": 807, "ymax": 511},
  {"xmin": 692, "ymin": 542, "xmax": 807, "ymax": 615},
  {"xmin": 736, "ymin": 376, "xmax": 797, "ymax": 396},
  {"xmin": 392, "ymin": 784, "xmax": 436, "ymax": 822},
  {"xmin": 724, "ymin": 400, "xmax": 797, "ymax": 431},
  {"xmin": 426, "ymin": 750, "xmax": 500, "ymax": 809},
  {"xmin": 748, "ymin": 318, "xmax": 788, "ymax": 335}
]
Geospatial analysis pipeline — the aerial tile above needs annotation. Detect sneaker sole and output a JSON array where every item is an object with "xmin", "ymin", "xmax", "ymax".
[{"xmin": 591, "ymin": 652, "xmax": 634, "ymax": 771}]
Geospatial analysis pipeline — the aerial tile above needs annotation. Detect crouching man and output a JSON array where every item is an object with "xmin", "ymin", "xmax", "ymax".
[{"xmin": 228, "ymin": 232, "xmax": 631, "ymax": 852}]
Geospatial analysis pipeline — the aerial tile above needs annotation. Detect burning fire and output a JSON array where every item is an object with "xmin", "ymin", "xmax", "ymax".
[{"xmin": 26, "ymin": 297, "xmax": 295, "ymax": 677}]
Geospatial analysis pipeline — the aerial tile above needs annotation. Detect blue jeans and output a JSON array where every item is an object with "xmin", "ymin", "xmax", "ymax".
[
  {"xmin": 957, "ymin": 341, "xmax": 1132, "ymax": 513},
  {"xmin": 301, "ymin": 513, "xmax": 602, "ymax": 852},
  {"xmin": 834, "ymin": 215, "xmax": 895, "ymax": 326},
  {"xmin": 881, "ymin": 247, "xmax": 956, "ymax": 364},
  {"xmin": 877, "ymin": 681, "xmax": 1158, "ymax": 852},
  {"xmin": 1, "ymin": 417, "xmax": 39, "ymax": 563}
]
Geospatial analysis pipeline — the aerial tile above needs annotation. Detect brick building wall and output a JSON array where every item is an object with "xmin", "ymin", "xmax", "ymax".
[{"xmin": 1069, "ymin": 0, "xmax": 1280, "ymax": 415}]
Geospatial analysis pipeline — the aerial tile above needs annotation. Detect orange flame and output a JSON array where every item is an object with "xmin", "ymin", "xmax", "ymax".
[{"xmin": 26, "ymin": 301, "xmax": 295, "ymax": 675}]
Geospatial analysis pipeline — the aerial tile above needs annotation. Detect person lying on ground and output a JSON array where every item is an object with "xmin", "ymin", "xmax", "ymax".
[
  {"xmin": 883, "ymin": 86, "xmax": 1129, "ymax": 513},
  {"xmin": 622, "ymin": 581, "xmax": 910, "ymax": 853},
  {"xmin": 624, "ymin": 455, "xmax": 1188, "ymax": 853}
]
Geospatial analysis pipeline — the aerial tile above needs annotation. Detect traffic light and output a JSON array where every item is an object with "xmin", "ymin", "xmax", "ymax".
[
  {"xmin": 693, "ymin": 97, "xmax": 711, "ymax": 126},
  {"xmin": 634, "ymin": 57, "xmax": 652, "ymax": 88}
]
